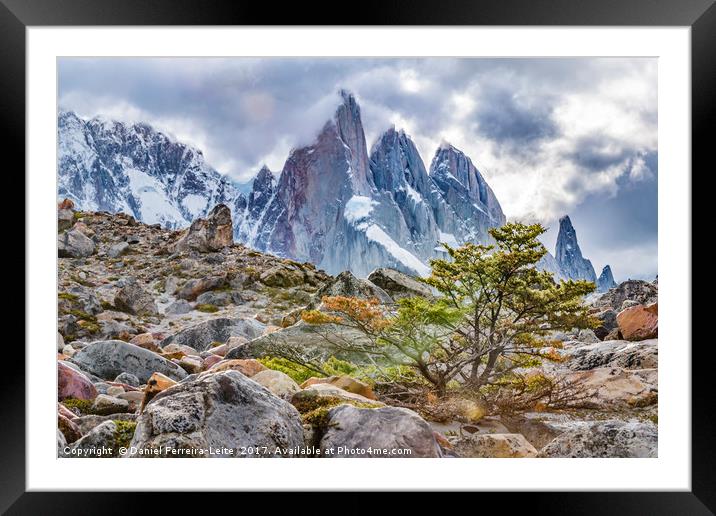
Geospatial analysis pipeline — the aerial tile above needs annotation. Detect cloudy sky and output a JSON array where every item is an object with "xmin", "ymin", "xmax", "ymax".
[{"xmin": 58, "ymin": 57, "xmax": 657, "ymax": 281}]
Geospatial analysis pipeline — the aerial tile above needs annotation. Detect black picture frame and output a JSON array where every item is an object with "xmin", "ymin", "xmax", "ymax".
[{"xmin": 3, "ymin": 0, "xmax": 709, "ymax": 512}]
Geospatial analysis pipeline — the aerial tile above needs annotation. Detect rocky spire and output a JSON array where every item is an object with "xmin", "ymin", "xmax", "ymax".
[
  {"xmin": 555, "ymin": 216, "xmax": 597, "ymax": 283},
  {"xmin": 597, "ymin": 265, "xmax": 617, "ymax": 292}
]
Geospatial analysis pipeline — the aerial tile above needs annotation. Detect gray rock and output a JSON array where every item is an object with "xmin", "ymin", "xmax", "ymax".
[
  {"xmin": 69, "ymin": 421, "xmax": 123, "ymax": 458},
  {"xmin": 195, "ymin": 291, "xmax": 232, "ymax": 307},
  {"xmin": 69, "ymin": 340, "xmax": 187, "ymax": 383},
  {"xmin": 107, "ymin": 241, "xmax": 130, "ymax": 258},
  {"xmin": 593, "ymin": 279, "xmax": 658, "ymax": 311},
  {"xmin": 114, "ymin": 372, "xmax": 141, "ymax": 387},
  {"xmin": 316, "ymin": 271, "xmax": 392, "ymax": 304},
  {"xmin": 171, "ymin": 204, "xmax": 233, "ymax": 253},
  {"xmin": 165, "ymin": 299, "xmax": 193, "ymax": 315},
  {"xmin": 58, "ymin": 228, "xmax": 95, "ymax": 258},
  {"xmin": 57, "ymin": 332, "xmax": 65, "ymax": 352},
  {"xmin": 318, "ymin": 405, "xmax": 441, "ymax": 458},
  {"xmin": 91, "ymin": 394, "xmax": 131, "ymax": 415},
  {"xmin": 58, "ymin": 208, "xmax": 74, "ymax": 232},
  {"xmin": 98, "ymin": 319, "xmax": 138, "ymax": 340},
  {"xmin": 250, "ymin": 370, "xmax": 300, "ymax": 400},
  {"xmin": 566, "ymin": 339, "xmax": 658, "ymax": 370},
  {"xmin": 175, "ymin": 275, "xmax": 227, "ymax": 301},
  {"xmin": 538, "ymin": 420, "xmax": 657, "ymax": 458},
  {"xmin": 621, "ymin": 299, "xmax": 640, "ymax": 310},
  {"xmin": 57, "ymin": 429, "xmax": 68, "ymax": 457},
  {"xmin": 114, "ymin": 277, "xmax": 158, "ymax": 316},
  {"xmin": 60, "ymin": 285, "xmax": 102, "ymax": 315},
  {"xmin": 75, "ymin": 413, "xmax": 136, "ymax": 436},
  {"xmin": 577, "ymin": 329, "xmax": 600, "ymax": 344},
  {"xmin": 162, "ymin": 317, "xmax": 266, "ymax": 351},
  {"xmin": 451, "ymin": 433, "xmax": 538, "ymax": 458},
  {"xmin": 367, "ymin": 267, "xmax": 433, "ymax": 300},
  {"xmin": 127, "ymin": 370, "xmax": 303, "ymax": 457}
]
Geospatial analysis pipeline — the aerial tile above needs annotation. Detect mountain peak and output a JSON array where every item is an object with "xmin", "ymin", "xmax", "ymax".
[
  {"xmin": 555, "ymin": 215, "xmax": 597, "ymax": 283},
  {"xmin": 597, "ymin": 264, "xmax": 617, "ymax": 292}
]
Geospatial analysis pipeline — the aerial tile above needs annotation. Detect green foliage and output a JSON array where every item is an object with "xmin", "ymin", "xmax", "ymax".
[
  {"xmin": 113, "ymin": 420, "xmax": 137, "ymax": 449},
  {"xmin": 195, "ymin": 304, "xmax": 219, "ymax": 313},
  {"xmin": 58, "ymin": 292, "xmax": 79, "ymax": 302},
  {"xmin": 322, "ymin": 356, "xmax": 358, "ymax": 376},
  {"xmin": 292, "ymin": 393, "xmax": 379, "ymax": 428},
  {"xmin": 303, "ymin": 222, "xmax": 596, "ymax": 397},
  {"xmin": 258, "ymin": 356, "xmax": 321, "ymax": 383}
]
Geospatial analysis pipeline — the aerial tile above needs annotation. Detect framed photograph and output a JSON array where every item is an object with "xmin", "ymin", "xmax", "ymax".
[{"xmin": 5, "ymin": 0, "xmax": 710, "ymax": 511}]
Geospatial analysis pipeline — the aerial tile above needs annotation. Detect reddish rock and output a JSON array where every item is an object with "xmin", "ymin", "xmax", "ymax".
[
  {"xmin": 139, "ymin": 372, "xmax": 178, "ymax": 413},
  {"xmin": 130, "ymin": 333, "xmax": 162, "ymax": 353},
  {"xmin": 58, "ymin": 413, "xmax": 82, "ymax": 443},
  {"xmin": 208, "ymin": 358, "xmax": 266, "ymax": 377},
  {"xmin": 58, "ymin": 198, "xmax": 75, "ymax": 210},
  {"xmin": 58, "ymin": 361, "xmax": 97, "ymax": 401},
  {"xmin": 617, "ymin": 302, "xmax": 658, "ymax": 341},
  {"xmin": 58, "ymin": 402, "xmax": 78, "ymax": 421},
  {"xmin": 203, "ymin": 354, "xmax": 222, "ymax": 369}
]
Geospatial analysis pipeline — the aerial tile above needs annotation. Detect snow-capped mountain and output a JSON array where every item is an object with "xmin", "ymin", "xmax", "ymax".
[
  {"xmin": 234, "ymin": 91, "xmax": 507, "ymax": 276},
  {"xmin": 59, "ymin": 95, "xmax": 606, "ymax": 282},
  {"xmin": 58, "ymin": 110, "xmax": 242, "ymax": 229}
]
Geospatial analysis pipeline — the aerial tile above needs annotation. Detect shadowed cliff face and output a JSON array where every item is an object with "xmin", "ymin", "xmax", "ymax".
[
  {"xmin": 555, "ymin": 215, "xmax": 597, "ymax": 283},
  {"xmin": 235, "ymin": 93, "xmax": 508, "ymax": 277}
]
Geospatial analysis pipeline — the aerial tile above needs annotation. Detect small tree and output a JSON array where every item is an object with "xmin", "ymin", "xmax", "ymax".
[{"xmin": 302, "ymin": 222, "xmax": 597, "ymax": 397}]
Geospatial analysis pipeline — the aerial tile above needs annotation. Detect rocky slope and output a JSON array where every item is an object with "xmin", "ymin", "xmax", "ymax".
[{"xmin": 57, "ymin": 204, "xmax": 658, "ymax": 459}]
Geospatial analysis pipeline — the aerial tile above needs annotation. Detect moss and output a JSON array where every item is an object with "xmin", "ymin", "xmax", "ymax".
[
  {"xmin": 113, "ymin": 420, "xmax": 137, "ymax": 449},
  {"xmin": 296, "ymin": 395, "xmax": 380, "ymax": 428},
  {"xmin": 73, "ymin": 212, "xmax": 84, "ymax": 220},
  {"xmin": 209, "ymin": 341, "xmax": 223, "ymax": 348},
  {"xmin": 648, "ymin": 414, "xmax": 658, "ymax": 424},
  {"xmin": 58, "ymin": 292, "xmax": 79, "ymax": 302},
  {"xmin": 100, "ymin": 300, "xmax": 115, "ymax": 310},
  {"xmin": 195, "ymin": 304, "xmax": 219, "ymax": 313},
  {"xmin": 258, "ymin": 356, "xmax": 322, "ymax": 383},
  {"xmin": 77, "ymin": 319, "xmax": 101, "ymax": 334},
  {"xmin": 61, "ymin": 398, "xmax": 95, "ymax": 415}
]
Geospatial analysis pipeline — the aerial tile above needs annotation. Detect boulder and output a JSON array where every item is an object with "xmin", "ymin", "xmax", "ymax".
[
  {"xmin": 452, "ymin": 433, "xmax": 538, "ymax": 458},
  {"xmin": 128, "ymin": 333, "xmax": 161, "ymax": 353},
  {"xmin": 175, "ymin": 275, "xmax": 227, "ymax": 301},
  {"xmin": 91, "ymin": 394, "xmax": 131, "ymax": 415},
  {"xmin": 538, "ymin": 420, "xmax": 657, "ymax": 458},
  {"xmin": 165, "ymin": 299, "xmax": 193, "ymax": 315},
  {"xmin": 318, "ymin": 405, "xmax": 441, "ymax": 458},
  {"xmin": 566, "ymin": 339, "xmax": 658, "ymax": 370},
  {"xmin": 593, "ymin": 280, "xmax": 658, "ymax": 311},
  {"xmin": 617, "ymin": 303, "xmax": 658, "ymax": 341},
  {"xmin": 58, "ymin": 413, "xmax": 82, "ymax": 443},
  {"xmin": 57, "ymin": 429, "xmax": 67, "ymax": 457},
  {"xmin": 58, "ymin": 208, "xmax": 75, "ymax": 232},
  {"xmin": 107, "ymin": 241, "xmax": 130, "ymax": 258},
  {"xmin": 69, "ymin": 421, "xmax": 124, "ymax": 458},
  {"xmin": 250, "ymin": 370, "xmax": 300, "ymax": 400},
  {"xmin": 128, "ymin": 370, "xmax": 304, "ymax": 457},
  {"xmin": 170, "ymin": 204, "xmax": 233, "ymax": 253},
  {"xmin": 58, "ymin": 228, "xmax": 95, "ymax": 258},
  {"xmin": 576, "ymin": 329, "xmax": 600, "ymax": 344},
  {"xmin": 113, "ymin": 372, "xmax": 141, "ymax": 388},
  {"xmin": 316, "ymin": 271, "xmax": 392, "ymax": 304},
  {"xmin": 260, "ymin": 265, "xmax": 306, "ymax": 288},
  {"xmin": 74, "ymin": 413, "xmax": 136, "ymax": 435},
  {"xmin": 59, "ymin": 285, "xmax": 103, "ymax": 315},
  {"xmin": 69, "ymin": 340, "xmax": 188, "ymax": 383},
  {"xmin": 178, "ymin": 355, "xmax": 203, "ymax": 374},
  {"xmin": 566, "ymin": 367, "xmax": 657, "ymax": 408},
  {"xmin": 58, "ymin": 361, "xmax": 98, "ymax": 401},
  {"xmin": 300, "ymin": 375, "xmax": 376, "ymax": 400},
  {"xmin": 114, "ymin": 277, "xmax": 158, "ymax": 316},
  {"xmin": 208, "ymin": 358, "xmax": 266, "ymax": 377},
  {"xmin": 291, "ymin": 385, "xmax": 385, "ymax": 412},
  {"xmin": 57, "ymin": 332, "xmax": 65, "ymax": 352},
  {"xmin": 195, "ymin": 291, "xmax": 232, "ymax": 307},
  {"xmin": 367, "ymin": 268, "xmax": 433, "ymax": 300},
  {"xmin": 161, "ymin": 317, "xmax": 266, "ymax": 351}
]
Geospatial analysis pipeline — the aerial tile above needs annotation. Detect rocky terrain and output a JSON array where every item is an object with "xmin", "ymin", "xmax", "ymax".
[{"xmin": 57, "ymin": 202, "xmax": 657, "ymax": 458}]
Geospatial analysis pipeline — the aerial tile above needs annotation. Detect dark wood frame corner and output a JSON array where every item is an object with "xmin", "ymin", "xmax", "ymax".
[{"xmin": 3, "ymin": 0, "xmax": 710, "ymax": 512}]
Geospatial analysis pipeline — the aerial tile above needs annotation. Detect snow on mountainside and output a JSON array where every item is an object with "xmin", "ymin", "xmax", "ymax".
[
  {"xmin": 58, "ymin": 95, "xmax": 602, "ymax": 282},
  {"xmin": 233, "ymin": 92, "xmax": 507, "ymax": 277},
  {"xmin": 58, "ymin": 110, "xmax": 242, "ymax": 229}
]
